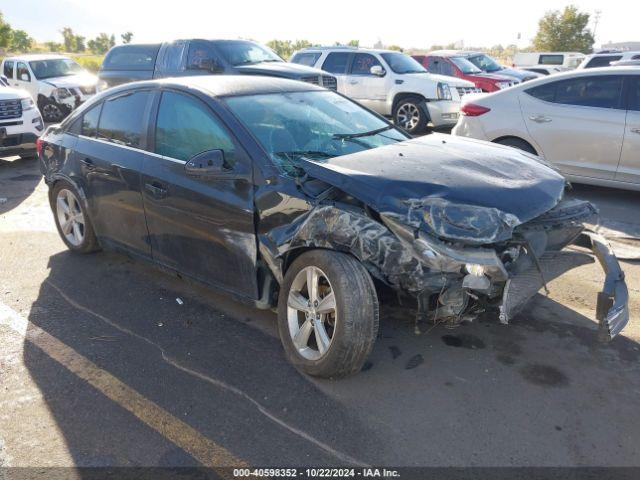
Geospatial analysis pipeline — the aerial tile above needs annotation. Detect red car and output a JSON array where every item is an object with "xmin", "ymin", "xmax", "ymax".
[{"xmin": 413, "ymin": 54, "xmax": 518, "ymax": 92}]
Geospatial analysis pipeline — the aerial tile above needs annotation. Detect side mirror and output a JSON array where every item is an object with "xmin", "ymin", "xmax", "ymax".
[
  {"xmin": 370, "ymin": 65, "xmax": 385, "ymax": 77},
  {"xmin": 185, "ymin": 149, "xmax": 230, "ymax": 176},
  {"xmin": 19, "ymin": 73, "xmax": 30, "ymax": 82}
]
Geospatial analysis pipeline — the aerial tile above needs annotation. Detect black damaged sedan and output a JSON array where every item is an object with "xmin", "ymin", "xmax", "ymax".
[{"xmin": 38, "ymin": 76, "xmax": 629, "ymax": 378}]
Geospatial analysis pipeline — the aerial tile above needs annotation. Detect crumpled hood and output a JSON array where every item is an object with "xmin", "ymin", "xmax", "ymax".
[
  {"xmin": 297, "ymin": 134, "xmax": 566, "ymax": 228},
  {"xmin": 41, "ymin": 73, "xmax": 98, "ymax": 88},
  {"xmin": 235, "ymin": 61, "xmax": 328, "ymax": 79}
]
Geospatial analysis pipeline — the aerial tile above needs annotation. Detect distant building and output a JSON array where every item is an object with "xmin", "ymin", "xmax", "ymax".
[{"xmin": 600, "ymin": 41, "xmax": 640, "ymax": 51}]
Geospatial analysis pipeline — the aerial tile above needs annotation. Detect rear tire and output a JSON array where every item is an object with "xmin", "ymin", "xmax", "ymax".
[
  {"xmin": 51, "ymin": 181, "xmax": 100, "ymax": 254},
  {"xmin": 277, "ymin": 250, "xmax": 379, "ymax": 378},
  {"xmin": 393, "ymin": 95, "xmax": 428, "ymax": 135},
  {"xmin": 494, "ymin": 137, "xmax": 537, "ymax": 155}
]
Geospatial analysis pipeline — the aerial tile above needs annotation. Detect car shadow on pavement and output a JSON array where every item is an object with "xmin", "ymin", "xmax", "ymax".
[
  {"xmin": 21, "ymin": 247, "xmax": 640, "ymax": 467},
  {"xmin": 0, "ymin": 156, "xmax": 42, "ymax": 215}
]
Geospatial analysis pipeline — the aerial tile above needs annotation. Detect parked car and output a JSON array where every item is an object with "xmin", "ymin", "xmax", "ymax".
[
  {"xmin": 98, "ymin": 39, "xmax": 337, "ymax": 91},
  {"xmin": 430, "ymin": 50, "xmax": 542, "ymax": 83},
  {"xmin": 452, "ymin": 67, "xmax": 640, "ymax": 191},
  {"xmin": 290, "ymin": 46, "xmax": 480, "ymax": 134},
  {"xmin": 412, "ymin": 54, "xmax": 518, "ymax": 92},
  {"xmin": 578, "ymin": 51, "xmax": 640, "ymax": 69},
  {"xmin": 513, "ymin": 52, "xmax": 585, "ymax": 70},
  {"xmin": 522, "ymin": 66, "xmax": 567, "ymax": 76},
  {"xmin": 1, "ymin": 54, "xmax": 98, "ymax": 122},
  {"xmin": 610, "ymin": 59, "xmax": 640, "ymax": 67},
  {"xmin": 0, "ymin": 84, "xmax": 44, "ymax": 159},
  {"xmin": 38, "ymin": 76, "xmax": 628, "ymax": 377}
]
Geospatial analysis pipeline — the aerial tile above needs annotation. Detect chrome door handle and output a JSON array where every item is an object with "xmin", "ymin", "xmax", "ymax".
[
  {"xmin": 529, "ymin": 115, "xmax": 552, "ymax": 123},
  {"xmin": 349, "ymin": 80, "xmax": 359, "ymax": 85},
  {"xmin": 631, "ymin": 128, "xmax": 640, "ymax": 134}
]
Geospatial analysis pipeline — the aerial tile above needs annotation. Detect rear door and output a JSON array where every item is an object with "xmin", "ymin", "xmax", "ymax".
[
  {"xmin": 75, "ymin": 90, "xmax": 153, "ymax": 256},
  {"xmin": 140, "ymin": 89, "xmax": 258, "ymax": 298},
  {"xmin": 520, "ymin": 75, "xmax": 626, "ymax": 180},
  {"xmin": 616, "ymin": 75, "xmax": 640, "ymax": 185},
  {"xmin": 15, "ymin": 62, "xmax": 37, "ymax": 99},
  {"xmin": 344, "ymin": 53, "xmax": 389, "ymax": 113},
  {"xmin": 321, "ymin": 52, "xmax": 352, "ymax": 93}
]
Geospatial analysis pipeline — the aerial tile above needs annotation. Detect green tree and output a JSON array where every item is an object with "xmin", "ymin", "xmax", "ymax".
[
  {"xmin": 45, "ymin": 41, "xmax": 63, "ymax": 52},
  {"xmin": 386, "ymin": 44, "xmax": 403, "ymax": 52},
  {"xmin": 266, "ymin": 39, "xmax": 293, "ymax": 59},
  {"xmin": 61, "ymin": 27, "xmax": 75, "ymax": 52},
  {"xmin": 0, "ymin": 12, "xmax": 13, "ymax": 49},
  {"xmin": 74, "ymin": 35, "xmax": 86, "ymax": 52},
  {"xmin": 121, "ymin": 31, "xmax": 134, "ymax": 44},
  {"xmin": 11, "ymin": 29, "xmax": 33, "ymax": 51},
  {"xmin": 88, "ymin": 33, "xmax": 115, "ymax": 54},
  {"xmin": 532, "ymin": 5, "xmax": 594, "ymax": 53},
  {"xmin": 347, "ymin": 39, "xmax": 359, "ymax": 47}
]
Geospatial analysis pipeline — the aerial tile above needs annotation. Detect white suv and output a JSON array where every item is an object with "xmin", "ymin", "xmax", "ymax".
[
  {"xmin": 0, "ymin": 83, "xmax": 44, "ymax": 160},
  {"xmin": 291, "ymin": 47, "xmax": 480, "ymax": 134},
  {"xmin": 1, "ymin": 54, "xmax": 98, "ymax": 123},
  {"xmin": 578, "ymin": 51, "xmax": 640, "ymax": 69}
]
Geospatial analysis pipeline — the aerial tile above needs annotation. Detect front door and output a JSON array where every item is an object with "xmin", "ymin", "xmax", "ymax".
[
  {"xmin": 75, "ymin": 90, "xmax": 153, "ymax": 256},
  {"xmin": 520, "ymin": 75, "xmax": 626, "ymax": 180},
  {"xmin": 141, "ymin": 90, "xmax": 258, "ymax": 299},
  {"xmin": 344, "ymin": 53, "xmax": 389, "ymax": 114},
  {"xmin": 616, "ymin": 75, "xmax": 640, "ymax": 185}
]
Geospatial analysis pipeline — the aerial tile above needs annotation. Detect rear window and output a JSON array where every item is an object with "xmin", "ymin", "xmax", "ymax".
[
  {"xmin": 584, "ymin": 55, "xmax": 622, "ymax": 68},
  {"xmin": 102, "ymin": 44, "xmax": 160, "ymax": 71},
  {"xmin": 291, "ymin": 52, "xmax": 321, "ymax": 67},
  {"xmin": 539, "ymin": 54, "xmax": 564, "ymax": 65}
]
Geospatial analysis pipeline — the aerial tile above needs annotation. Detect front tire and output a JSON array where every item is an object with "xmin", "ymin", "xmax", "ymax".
[
  {"xmin": 277, "ymin": 250, "xmax": 379, "ymax": 378},
  {"xmin": 51, "ymin": 181, "xmax": 100, "ymax": 253},
  {"xmin": 39, "ymin": 98, "xmax": 67, "ymax": 123},
  {"xmin": 393, "ymin": 95, "xmax": 428, "ymax": 135}
]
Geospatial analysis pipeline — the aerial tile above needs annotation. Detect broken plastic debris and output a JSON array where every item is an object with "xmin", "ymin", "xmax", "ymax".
[{"xmin": 176, "ymin": 298, "xmax": 184, "ymax": 305}]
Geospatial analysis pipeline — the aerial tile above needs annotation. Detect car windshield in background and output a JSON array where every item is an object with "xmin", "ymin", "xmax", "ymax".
[
  {"xmin": 380, "ymin": 52, "xmax": 426, "ymax": 74},
  {"xmin": 225, "ymin": 90, "xmax": 408, "ymax": 175},
  {"xmin": 29, "ymin": 59, "xmax": 84, "ymax": 79},
  {"xmin": 467, "ymin": 54, "xmax": 503, "ymax": 73},
  {"xmin": 450, "ymin": 56, "xmax": 482, "ymax": 74},
  {"xmin": 216, "ymin": 41, "xmax": 283, "ymax": 66}
]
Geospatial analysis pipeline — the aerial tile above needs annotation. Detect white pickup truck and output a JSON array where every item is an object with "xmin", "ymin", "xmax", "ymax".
[
  {"xmin": 1, "ymin": 54, "xmax": 98, "ymax": 123},
  {"xmin": 291, "ymin": 47, "xmax": 480, "ymax": 134},
  {"xmin": 0, "ymin": 81, "xmax": 43, "ymax": 160}
]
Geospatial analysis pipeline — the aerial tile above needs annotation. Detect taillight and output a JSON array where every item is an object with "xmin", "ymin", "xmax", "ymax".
[
  {"xmin": 460, "ymin": 103, "xmax": 491, "ymax": 116},
  {"xmin": 36, "ymin": 138, "xmax": 44, "ymax": 156}
]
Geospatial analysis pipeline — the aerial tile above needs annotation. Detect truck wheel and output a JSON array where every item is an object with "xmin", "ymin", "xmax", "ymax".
[
  {"xmin": 277, "ymin": 250, "xmax": 379, "ymax": 378},
  {"xmin": 393, "ymin": 96, "xmax": 428, "ymax": 135},
  {"xmin": 39, "ymin": 99, "xmax": 66, "ymax": 123},
  {"xmin": 51, "ymin": 181, "xmax": 100, "ymax": 253}
]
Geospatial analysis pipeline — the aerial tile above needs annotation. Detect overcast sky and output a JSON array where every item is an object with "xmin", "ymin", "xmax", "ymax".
[{"xmin": 3, "ymin": 0, "xmax": 635, "ymax": 49}]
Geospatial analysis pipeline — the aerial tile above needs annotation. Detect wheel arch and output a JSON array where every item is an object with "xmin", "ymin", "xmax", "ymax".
[
  {"xmin": 392, "ymin": 92, "xmax": 429, "ymax": 114},
  {"xmin": 491, "ymin": 135, "xmax": 540, "ymax": 155}
]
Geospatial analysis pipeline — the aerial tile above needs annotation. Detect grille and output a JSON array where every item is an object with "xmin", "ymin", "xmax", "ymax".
[
  {"xmin": 301, "ymin": 75, "xmax": 320, "ymax": 85},
  {"xmin": 79, "ymin": 85, "xmax": 96, "ymax": 95},
  {"xmin": 456, "ymin": 86, "xmax": 482, "ymax": 97},
  {"xmin": 0, "ymin": 99, "xmax": 22, "ymax": 120},
  {"xmin": 322, "ymin": 76, "xmax": 337, "ymax": 90}
]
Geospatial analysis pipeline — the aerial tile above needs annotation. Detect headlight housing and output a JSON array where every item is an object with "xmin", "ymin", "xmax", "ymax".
[
  {"xmin": 418, "ymin": 198, "xmax": 520, "ymax": 245},
  {"xmin": 96, "ymin": 80, "xmax": 109, "ymax": 92},
  {"xmin": 53, "ymin": 88, "xmax": 72, "ymax": 100},
  {"xmin": 497, "ymin": 81, "xmax": 512, "ymax": 90},
  {"xmin": 436, "ymin": 82, "xmax": 452, "ymax": 101},
  {"xmin": 20, "ymin": 97, "xmax": 35, "ymax": 111}
]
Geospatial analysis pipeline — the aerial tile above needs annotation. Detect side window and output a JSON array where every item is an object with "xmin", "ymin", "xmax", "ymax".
[
  {"xmin": 585, "ymin": 55, "xmax": 622, "ymax": 68},
  {"xmin": 322, "ymin": 52, "xmax": 350, "ymax": 74},
  {"xmin": 97, "ymin": 91, "xmax": 150, "ymax": 148},
  {"xmin": 155, "ymin": 91, "xmax": 235, "ymax": 163},
  {"xmin": 157, "ymin": 41, "xmax": 187, "ymax": 74},
  {"xmin": 3, "ymin": 61, "xmax": 14, "ymax": 79},
  {"xmin": 187, "ymin": 41, "xmax": 223, "ymax": 72},
  {"xmin": 628, "ymin": 77, "xmax": 640, "ymax": 112},
  {"xmin": 526, "ymin": 82, "xmax": 557, "ymax": 102},
  {"xmin": 291, "ymin": 52, "xmax": 321, "ymax": 67},
  {"xmin": 81, "ymin": 104, "xmax": 102, "ymax": 137},
  {"xmin": 554, "ymin": 76, "xmax": 623, "ymax": 109},
  {"xmin": 350, "ymin": 53, "xmax": 383, "ymax": 75},
  {"xmin": 539, "ymin": 54, "xmax": 564, "ymax": 65},
  {"xmin": 439, "ymin": 60, "xmax": 455, "ymax": 76},
  {"xmin": 426, "ymin": 58, "xmax": 441, "ymax": 74},
  {"xmin": 17, "ymin": 62, "xmax": 31, "ymax": 81}
]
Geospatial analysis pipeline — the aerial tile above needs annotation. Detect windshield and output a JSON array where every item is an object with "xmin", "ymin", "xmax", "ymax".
[
  {"xmin": 29, "ymin": 58, "xmax": 84, "ymax": 79},
  {"xmin": 380, "ymin": 52, "xmax": 426, "ymax": 74},
  {"xmin": 467, "ymin": 54, "xmax": 503, "ymax": 73},
  {"xmin": 216, "ymin": 41, "xmax": 283, "ymax": 66},
  {"xmin": 450, "ymin": 56, "xmax": 482, "ymax": 74},
  {"xmin": 225, "ymin": 90, "xmax": 408, "ymax": 176}
]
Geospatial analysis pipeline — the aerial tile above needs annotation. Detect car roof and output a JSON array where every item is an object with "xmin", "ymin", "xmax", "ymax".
[
  {"xmin": 3, "ymin": 54, "xmax": 71, "ymax": 62},
  {"xmin": 296, "ymin": 46, "xmax": 401, "ymax": 55},
  {"xmin": 587, "ymin": 50, "xmax": 640, "ymax": 57},
  {"xmin": 102, "ymin": 75, "xmax": 325, "ymax": 98},
  {"xmin": 428, "ymin": 50, "xmax": 483, "ymax": 57}
]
